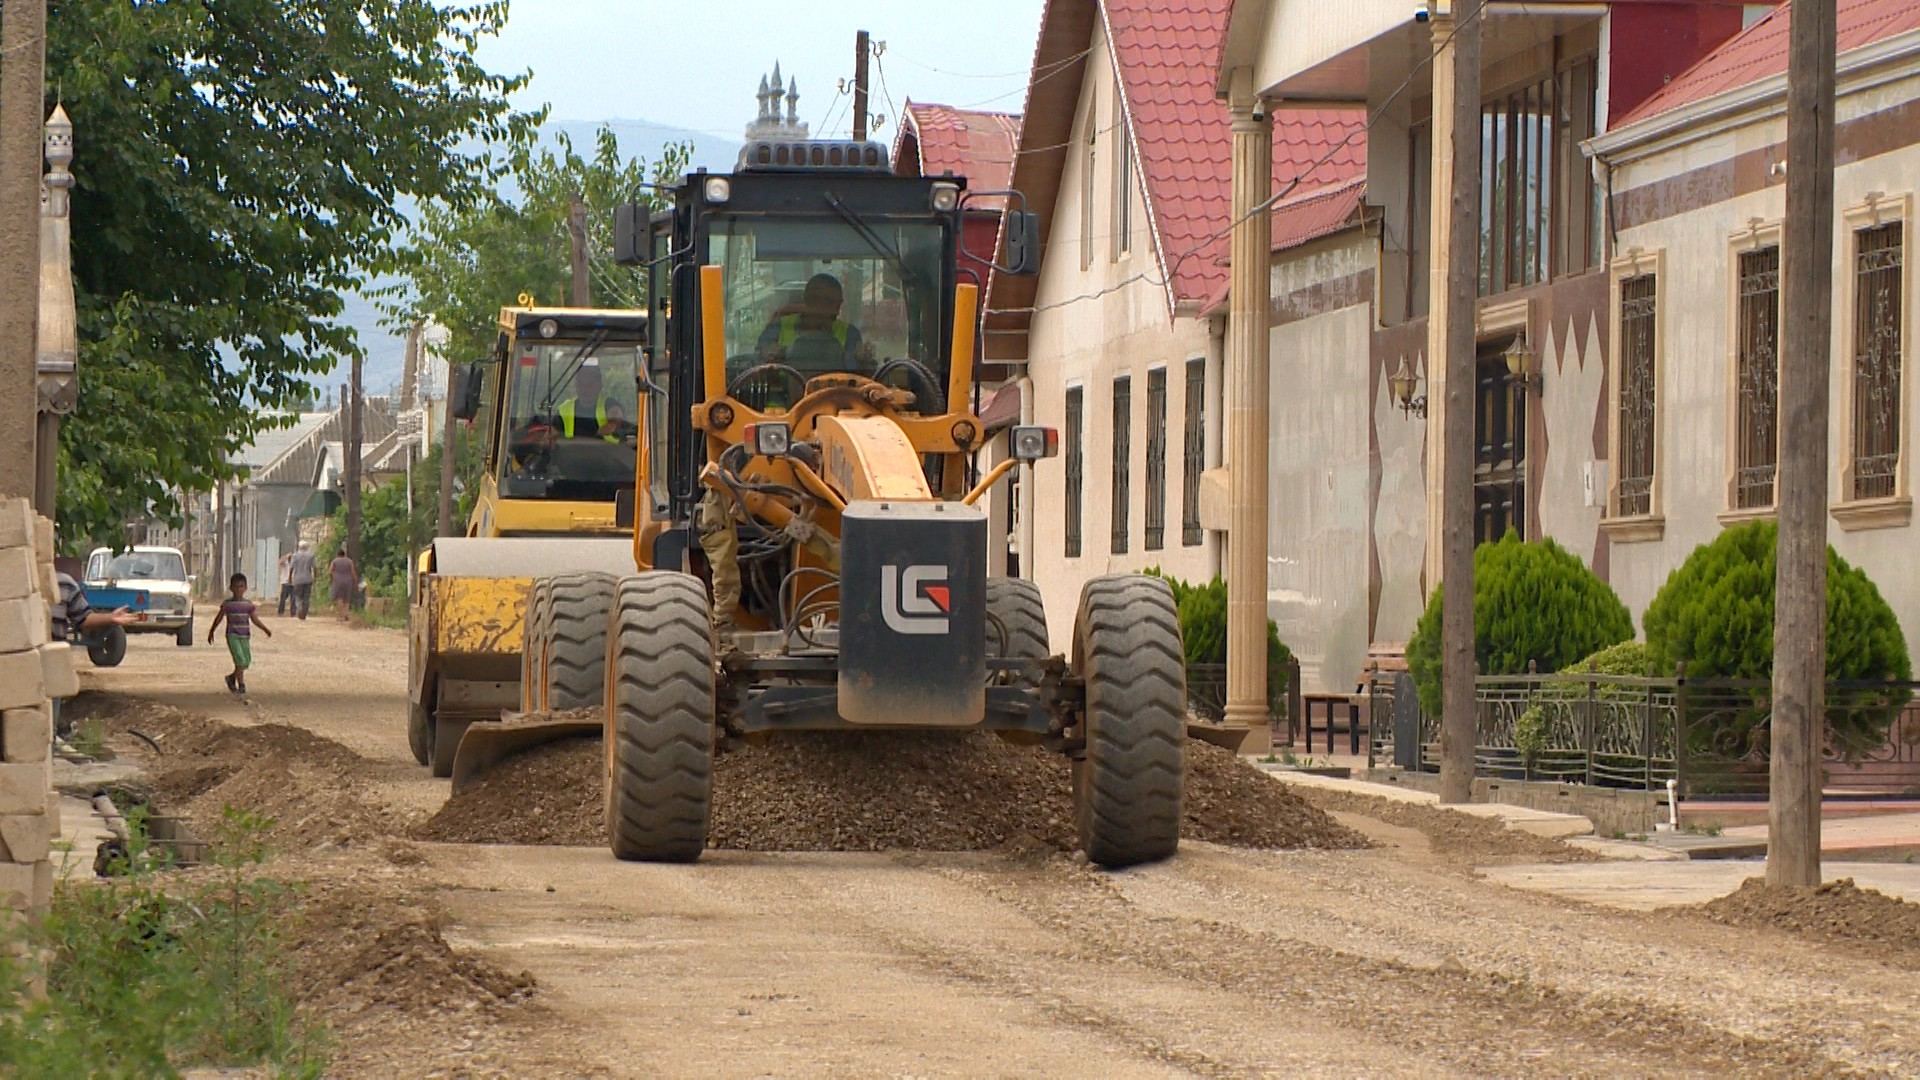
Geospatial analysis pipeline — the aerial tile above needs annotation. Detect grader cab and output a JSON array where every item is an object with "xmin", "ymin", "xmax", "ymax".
[{"xmin": 466, "ymin": 138, "xmax": 1189, "ymax": 868}]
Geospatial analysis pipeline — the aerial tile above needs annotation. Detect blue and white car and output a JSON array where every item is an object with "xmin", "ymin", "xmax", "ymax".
[{"xmin": 84, "ymin": 546, "xmax": 194, "ymax": 648}]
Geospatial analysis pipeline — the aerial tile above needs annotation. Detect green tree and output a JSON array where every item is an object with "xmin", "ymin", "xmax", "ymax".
[
  {"xmin": 48, "ymin": 0, "xmax": 535, "ymax": 545},
  {"xmin": 1642, "ymin": 520, "xmax": 1910, "ymax": 755},
  {"xmin": 379, "ymin": 127, "xmax": 691, "ymax": 366},
  {"xmin": 1408, "ymin": 532, "xmax": 1634, "ymax": 717}
]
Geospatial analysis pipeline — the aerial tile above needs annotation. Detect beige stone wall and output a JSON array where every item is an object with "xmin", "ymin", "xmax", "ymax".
[{"xmin": 0, "ymin": 498, "xmax": 64, "ymax": 922}]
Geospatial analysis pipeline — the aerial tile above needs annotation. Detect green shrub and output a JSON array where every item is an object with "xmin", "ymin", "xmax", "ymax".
[
  {"xmin": 1642, "ymin": 520, "xmax": 1910, "ymax": 755},
  {"xmin": 1565, "ymin": 640, "xmax": 1658, "ymax": 678},
  {"xmin": 1408, "ymin": 532, "xmax": 1634, "ymax": 717},
  {"xmin": 1146, "ymin": 570, "xmax": 1293, "ymax": 712}
]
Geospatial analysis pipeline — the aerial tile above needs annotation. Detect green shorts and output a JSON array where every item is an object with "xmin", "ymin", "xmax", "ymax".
[{"xmin": 226, "ymin": 633, "xmax": 253, "ymax": 670}]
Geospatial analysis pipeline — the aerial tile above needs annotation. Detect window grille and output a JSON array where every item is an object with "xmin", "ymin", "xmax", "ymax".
[
  {"xmin": 1852, "ymin": 222, "xmax": 1903, "ymax": 500},
  {"xmin": 1111, "ymin": 376, "xmax": 1131, "ymax": 555},
  {"xmin": 1616, "ymin": 274, "xmax": 1657, "ymax": 516},
  {"xmin": 1112, "ymin": 82, "xmax": 1132, "ymax": 259},
  {"xmin": 1064, "ymin": 387, "xmax": 1084, "ymax": 557},
  {"xmin": 1182, "ymin": 358, "xmax": 1205, "ymax": 546},
  {"xmin": 1145, "ymin": 368, "xmax": 1166, "ymax": 550},
  {"xmin": 1735, "ymin": 246, "xmax": 1781, "ymax": 510}
]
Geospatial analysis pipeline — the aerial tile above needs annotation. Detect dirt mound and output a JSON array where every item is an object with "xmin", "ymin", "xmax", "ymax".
[
  {"xmin": 418, "ymin": 729, "xmax": 1366, "ymax": 854},
  {"xmin": 288, "ymin": 879, "xmax": 536, "ymax": 1016},
  {"xmin": 1694, "ymin": 877, "xmax": 1920, "ymax": 968},
  {"xmin": 1284, "ymin": 785, "xmax": 1597, "ymax": 863},
  {"xmin": 73, "ymin": 691, "xmax": 393, "ymax": 851}
]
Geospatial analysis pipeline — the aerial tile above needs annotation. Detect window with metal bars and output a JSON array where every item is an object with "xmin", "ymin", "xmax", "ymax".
[
  {"xmin": 1111, "ymin": 376, "xmax": 1131, "ymax": 554},
  {"xmin": 1145, "ymin": 368, "xmax": 1166, "ymax": 550},
  {"xmin": 1851, "ymin": 222, "xmax": 1903, "ymax": 501},
  {"xmin": 1182, "ymin": 358, "xmax": 1205, "ymax": 546},
  {"xmin": 1615, "ymin": 274, "xmax": 1657, "ymax": 517},
  {"xmin": 1735, "ymin": 246, "xmax": 1781, "ymax": 510},
  {"xmin": 1065, "ymin": 386, "xmax": 1084, "ymax": 558},
  {"xmin": 1112, "ymin": 82, "xmax": 1132, "ymax": 259}
]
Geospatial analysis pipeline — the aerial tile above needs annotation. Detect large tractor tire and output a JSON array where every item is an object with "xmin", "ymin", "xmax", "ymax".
[
  {"xmin": 87, "ymin": 625, "xmax": 128, "ymax": 668},
  {"xmin": 529, "ymin": 572, "xmax": 616, "ymax": 712},
  {"xmin": 519, "ymin": 578, "xmax": 556, "ymax": 712},
  {"xmin": 985, "ymin": 577, "xmax": 1048, "ymax": 688},
  {"xmin": 1071, "ymin": 574, "xmax": 1185, "ymax": 868},
  {"xmin": 406, "ymin": 697, "xmax": 433, "ymax": 767},
  {"xmin": 605, "ymin": 572, "xmax": 715, "ymax": 862}
]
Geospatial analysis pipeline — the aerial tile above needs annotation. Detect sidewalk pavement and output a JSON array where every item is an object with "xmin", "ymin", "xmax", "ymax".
[{"xmin": 1481, "ymin": 860, "xmax": 1920, "ymax": 910}]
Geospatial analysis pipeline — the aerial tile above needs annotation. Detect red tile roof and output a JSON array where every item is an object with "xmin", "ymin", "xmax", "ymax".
[
  {"xmin": 1104, "ymin": 0, "xmax": 1365, "ymax": 304},
  {"xmin": 1199, "ymin": 174, "xmax": 1371, "ymax": 313},
  {"xmin": 895, "ymin": 102, "xmax": 1021, "ymax": 208},
  {"xmin": 1616, "ymin": 0, "xmax": 1920, "ymax": 127}
]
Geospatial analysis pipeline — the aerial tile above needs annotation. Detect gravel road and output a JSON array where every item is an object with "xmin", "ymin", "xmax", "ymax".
[{"xmin": 76, "ymin": 609, "xmax": 1920, "ymax": 1078}]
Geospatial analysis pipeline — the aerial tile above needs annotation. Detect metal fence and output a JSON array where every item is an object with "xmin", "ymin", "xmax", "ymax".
[
  {"xmin": 1186, "ymin": 659, "xmax": 1301, "ymax": 742},
  {"xmin": 1367, "ymin": 671, "xmax": 1920, "ymax": 799}
]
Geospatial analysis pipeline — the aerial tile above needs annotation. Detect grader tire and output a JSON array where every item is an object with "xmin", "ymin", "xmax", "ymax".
[
  {"xmin": 519, "ymin": 578, "xmax": 555, "ymax": 712},
  {"xmin": 985, "ymin": 577, "xmax": 1048, "ymax": 688},
  {"xmin": 1071, "ymin": 574, "xmax": 1184, "ymax": 868},
  {"xmin": 540, "ymin": 572, "xmax": 617, "ymax": 711},
  {"xmin": 605, "ymin": 572, "xmax": 714, "ymax": 862}
]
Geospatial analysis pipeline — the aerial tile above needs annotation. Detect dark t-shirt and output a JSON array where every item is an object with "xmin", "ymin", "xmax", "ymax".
[{"xmin": 329, "ymin": 556, "xmax": 356, "ymax": 590}]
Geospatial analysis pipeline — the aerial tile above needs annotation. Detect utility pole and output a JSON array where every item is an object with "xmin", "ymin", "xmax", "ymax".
[
  {"xmin": 1437, "ymin": 0, "xmax": 1484, "ymax": 804},
  {"xmin": 1769, "ymin": 0, "xmax": 1837, "ymax": 889},
  {"xmin": 438, "ymin": 399, "xmax": 457, "ymax": 537},
  {"xmin": 852, "ymin": 30, "xmax": 871, "ymax": 142},
  {"xmin": 568, "ymin": 196, "xmax": 590, "ymax": 306},
  {"xmin": 345, "ymin": 362, "xmax": 363, "ymax": 570},
  {"xmin": 0, "ymin": 0, "xmax": 46, "ymax": 501}
]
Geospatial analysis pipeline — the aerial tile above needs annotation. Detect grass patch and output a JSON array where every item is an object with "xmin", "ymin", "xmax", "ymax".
[
  {"xmin": 350, "ymin": 605, "xmax": 408, "ymax": 631},
  {"xmin": 0, "ymin": 807, "xmax": 329, "ymax": 1077}
]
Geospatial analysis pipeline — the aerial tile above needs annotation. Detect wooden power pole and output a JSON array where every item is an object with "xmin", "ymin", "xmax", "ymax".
[
  {"xmin": 1769, "ymin": 0, "xmax": 1837, "ymax": 889},
  {"xmin": 568, "ymin": 196, "xmax": 590, "ymax": 307},
  {"xmin": 852, "ymin": 30, "xmax": 871, "ymax": 142},
  {"xmin": 0, "ymin": 0, "xmax": 45, "ymax": 501},
  {"xmin": 1437, "ymin": 0, "xmax": 1484, "ymax": 804}
]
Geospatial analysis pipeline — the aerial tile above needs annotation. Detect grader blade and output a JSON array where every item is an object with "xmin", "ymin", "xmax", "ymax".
[{"xmin": 450, "ymin": 711, "xmax": 603, "ymax": 794}]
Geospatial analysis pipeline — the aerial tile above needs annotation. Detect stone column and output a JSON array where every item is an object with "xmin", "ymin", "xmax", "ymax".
[
  {"xmin": 38, "ymin": 105, "xmax": 78, "ymax": 518},
  {"xmin": 1223, "ymin": 68, "xmax": 1273, "ymax": 752}
]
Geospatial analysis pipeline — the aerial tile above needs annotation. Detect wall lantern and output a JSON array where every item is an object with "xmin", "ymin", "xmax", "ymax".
[
  {"xmin": 1504, "ymin": 336, "xmax": 1542, "ymax": 395},
  {"xmin": 1388, "ymin": 356, "xmax": 1427, "ymax": 419}
]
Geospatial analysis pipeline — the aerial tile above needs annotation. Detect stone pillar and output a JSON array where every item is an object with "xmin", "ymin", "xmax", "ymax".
[
  {"xmin": 1223, "ymin": 68, "xmax": 1273, "ymax": 753},
  {"xmin": 37, "ymin": 105, "xmax": 79, "ymax": 519},
  {"xmin": 0, "ymin": 497, "xmax": 67, "ymax": 926},
  {"xmin": 1423, "ymin": 17, "xmax": 1458, "ymax": 590}
]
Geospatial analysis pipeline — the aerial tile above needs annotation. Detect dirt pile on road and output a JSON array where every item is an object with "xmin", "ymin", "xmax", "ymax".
[
  {"xmin": 1285, "ymin": 785, "xmax": 1596, "ymax": 863},
  {"xmin": 70, "ymin": 691, "xmax": 393, "ymax": 850},
  {"xmin": 1694, "ymin": 877, "xmax": 1920, "ymax": 967},
  {"xmin": 418, "ymin": 729, "xmax": 1366, "ymax": 853}
]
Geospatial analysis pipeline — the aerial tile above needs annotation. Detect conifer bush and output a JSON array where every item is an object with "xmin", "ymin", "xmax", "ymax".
[
  {"xmin": 1642, "ymin": 520, "xmax": 1910, "ymax": 755},
  {"xmin": 1407, "ymin": 532, "xmax": 1634, "ymax": 717},
  {"xmin": 1145, "ymin": 571, "xmax": 1293, "ymax": 714}
]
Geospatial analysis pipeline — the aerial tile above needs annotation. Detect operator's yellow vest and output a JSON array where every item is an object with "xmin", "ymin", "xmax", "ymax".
[
  {"xmin": 557, "ymin": 396, "xmax": 617, "ymax": 442},
  {"xmin": 777, "ymin": 315, "xmax": 851, "ymax": 351}
]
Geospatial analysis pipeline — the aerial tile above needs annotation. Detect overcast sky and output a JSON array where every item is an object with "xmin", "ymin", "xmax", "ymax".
[{"xmin": 477, "ymin": 0, "xmax": 1048, "ymax": 140}]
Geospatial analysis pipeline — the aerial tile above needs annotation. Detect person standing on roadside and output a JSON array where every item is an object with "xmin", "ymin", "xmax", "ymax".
[
  {"xmin": 275, "ymin": 550, "xmax": 294, "ymax": 616},
  {"xmin": 328, "ymin": 548, "xmax": 358, "ymax": 622},
  {"xmin": 286, "ymin": 541, "xmax": 317, "ymax": 620}
]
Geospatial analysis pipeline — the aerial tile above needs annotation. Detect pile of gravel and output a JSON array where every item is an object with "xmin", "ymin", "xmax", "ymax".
[{"xmin": 419, "ymin": 729, "xmax": 1365, "ymax": 854}]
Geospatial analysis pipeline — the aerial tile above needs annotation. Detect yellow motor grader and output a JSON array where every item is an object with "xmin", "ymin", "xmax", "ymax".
[{"xmin": 454, "ymin": 137, "xmax": 1189, "ymax": 868}]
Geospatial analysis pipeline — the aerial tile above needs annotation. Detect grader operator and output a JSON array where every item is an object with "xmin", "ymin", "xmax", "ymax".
[{"xmin": 456, "ymin": 137, "xmax": 1190, "ymax": 868}]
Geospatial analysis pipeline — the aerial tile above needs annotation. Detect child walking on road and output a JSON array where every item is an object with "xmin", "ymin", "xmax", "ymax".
[{"xmin": 208, "ymin": 572, "xmax": 272, "ymax": 694}]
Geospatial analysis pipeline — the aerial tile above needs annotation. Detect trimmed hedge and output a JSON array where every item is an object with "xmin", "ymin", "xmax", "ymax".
[
  {"xmin": 1642, "ymin": 520, "xmax": 1910, "ymax": 755},
  {"xmin": 1146, "ymin": 570, "xmax": 1293, "ymax": 710},
  {"xmin": 1408, "ymin": 532, "xmax": 1634, "ymax": 717}
]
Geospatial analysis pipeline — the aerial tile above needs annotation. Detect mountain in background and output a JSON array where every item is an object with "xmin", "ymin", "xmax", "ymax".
[{"xmin": 327, "ymin": 118, "xmax": 740, "ymax": 400}]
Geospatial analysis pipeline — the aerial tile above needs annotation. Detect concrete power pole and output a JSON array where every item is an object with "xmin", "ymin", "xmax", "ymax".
[
  {"xmin": 568, "ymin": 196, "xmax": 590, "ymax": 307},
  {"xmin": 852, "ymin": 30, "xmax": 870, "ymax": 142},
  {"xmin": 1437, "ymin": 0, "xmax": 1484, "ymax": 804},
  {"xmin": 1769, "ymin": 0, "xmax": 1837, "ymax": 889},
  {"xmin": 345, "ymin": 360, "xmax": 363, "ymax": 569},
  {"xmin": 0, "ymin": 0, "xmax": 45, "ymax": 501}
]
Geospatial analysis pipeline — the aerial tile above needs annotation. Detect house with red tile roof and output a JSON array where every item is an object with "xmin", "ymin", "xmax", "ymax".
[
  {"xmin": 982, "ymin": 0, "xmax": 1379, "ymax": 689},
  {"xmin": 1587, "ymin": 0, "xmax": 1920, "ymax": 642},
  {"xmin": 1216, "ymin": 0, "xmax": 1777, "ymax": 691},
  {"xmin": 894, "ymin": 102, "xmax": 1022, "ymax": 285}
]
